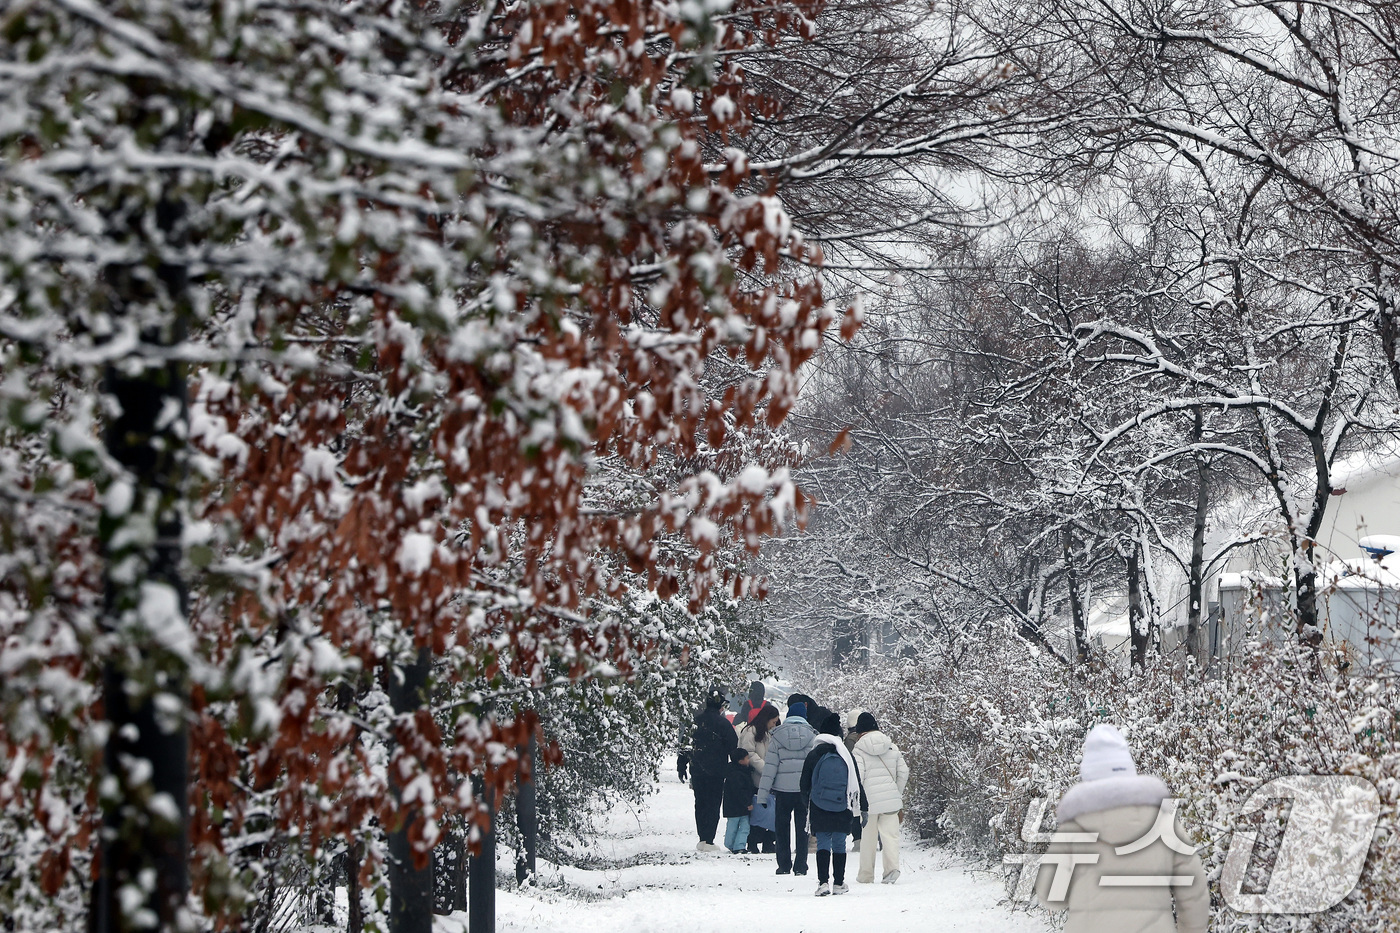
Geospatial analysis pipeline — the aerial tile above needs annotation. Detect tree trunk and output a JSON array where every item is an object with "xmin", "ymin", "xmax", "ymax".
[
  {"xmin": 515, "ymin": 736, "xmax": 538, "ymax": 886},
  {"xmin": 1186, "ymin": 410, "xmax": 1209, "ymax": 667},
  {"xmin": 1063, "ymin": 532, "xmax": 1090, "ymax": 662},
  {"xmin": 831, "ymin": 615, "xmax": 867, "ymax": 667},
  {"xmin": 1127, "ymin": 546, "xmax": 1149, "ymax": 670},
  {"xmin": 389, "ymin": 648, "xmax": 433, "ymax": 933},
  {"xmin": 1298, "ymin": 381, "xmax": 1340, "ymax": 654},
  {"xmin": 1295, "ymin": 559, "xmax": 1324, "ymax": 652},
  {"xmin": 443, "ymin": 826, "xmax": 467, "ymax": 912},
  {"xmin": 315, "ymin": 871, "xmax": 336, "ymax": 926},
  {"xmin": 91, "ymin": 193, "xmax": 191, "ymax": 933},
  {"xmin": 469, "ymin": 775, "xmax": 496, "ymax": 933},
  {"xmin": 346, "ymin": 841, "xmax": 364, "ymax": 933},
  {"xmin": 1376, "ymin": 274, "xmax": 1400, "ymax": 401},
  {"xmin": 1016, "ymin": 557, "xmax": 1042, "ymax": 644}
]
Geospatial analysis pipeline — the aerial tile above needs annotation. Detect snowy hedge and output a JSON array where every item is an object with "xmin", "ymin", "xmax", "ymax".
[{"xmin": 823, "ymin": 644, "xmax": 1400, "ymax": 931}]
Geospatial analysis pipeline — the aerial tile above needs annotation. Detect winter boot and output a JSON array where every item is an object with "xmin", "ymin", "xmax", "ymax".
[{"xmin": 816, "ymin": 850, "xmax": 831, "ymax": 886}]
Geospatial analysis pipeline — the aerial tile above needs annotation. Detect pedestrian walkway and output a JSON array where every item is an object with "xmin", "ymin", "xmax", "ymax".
[{"xmin": 456, "ymin": 770, "xmax": 1054, "ymax": 933}]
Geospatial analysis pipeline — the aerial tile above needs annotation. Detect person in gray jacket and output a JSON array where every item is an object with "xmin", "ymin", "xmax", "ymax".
[{"xmin": 757, "ymin": 701, "xmax": 817, "ymax": 875}]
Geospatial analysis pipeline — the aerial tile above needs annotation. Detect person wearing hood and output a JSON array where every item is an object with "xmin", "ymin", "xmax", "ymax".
[
  {"xmin": 758, "ymin": 701, "xmax": 817, "ymax": 875},
  {"xmin": 843, "ymin": 708, "xmax": 866, "ymax": 754},
  {"xmin": 736, "ymin": 680, "xmax": 777, "ymax": 725},
  {"xmin": 801, "ymin": 714, "xmax": 866, "ymax": 896},
  {"xmin": 1035, "ymin": 725, "xmax": 1208, "ymax": 933},
  {"xmin": 689, "ymin": 688, "xmax": 739, "ymax": 853},
  {"xmin": 786, "ymin": 693, "xmax": 834, "ymax": 739},
  {"xmin": 850, "ymin": 712, "xmax": 908, "ymax": 884}
]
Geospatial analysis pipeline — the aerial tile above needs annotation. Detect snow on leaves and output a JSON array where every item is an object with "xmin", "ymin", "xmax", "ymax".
[{"xmin": 1, "ymin": 0, "xmax": 853, "ymax": 924}]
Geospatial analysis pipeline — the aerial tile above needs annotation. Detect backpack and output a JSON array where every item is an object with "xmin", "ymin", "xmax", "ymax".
[{"xmin": 810, "ymin": 750, "xmax": 849, "ymax": 812}]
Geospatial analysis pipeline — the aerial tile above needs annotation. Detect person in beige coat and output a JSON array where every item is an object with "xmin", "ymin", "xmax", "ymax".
[
  {"xmin": 843, "ymin": 708, "xmax": 866, "ymax": 753},
  {"xmin": 1035, "ymin": 725, "xmax": 1209, "ymax": 933},
  {"xmin": 737, "ymin": 706, "xmax": 776, "ymax": 786},
  {"xmin": 843, "ymin": 708, "xmax": 866, "ymax": 851},
  {"xmin": 851, "ymin": 712, "xmax": 908, "ymax": 884},
  {"xmin": 738, "ymin": 705, "xmax": 780, "ymax": 853}
]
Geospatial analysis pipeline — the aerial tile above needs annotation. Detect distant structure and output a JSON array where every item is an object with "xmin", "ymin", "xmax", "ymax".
[{"xmin": 1165, "ymin": 454, "xmax": 1400, "ymax": 669}]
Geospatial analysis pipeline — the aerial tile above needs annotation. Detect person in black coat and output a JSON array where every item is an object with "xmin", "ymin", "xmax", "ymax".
[
  {"xmin": 723, "ymin": 748, "xmax": 756, "ymax": 853},
  {"xmin": 787, "ymin": 693, "xmax": 834, "ymax": 741},
  {"xmin": 690, "ymin": 688, "xmax": 738, "ymax": 852},
  {"xmin": 800, "ymin": 713, "xmax": 866, "ymax": 894}
]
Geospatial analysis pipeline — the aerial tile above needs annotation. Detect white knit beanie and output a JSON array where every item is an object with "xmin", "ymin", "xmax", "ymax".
[
  {"xmin": 845, "ymin": 707, "xmax": 866, "ymax": 731},
  {"xmin": 1079, "ymin": 724, "xmax": 1137, "ymax": 782}
]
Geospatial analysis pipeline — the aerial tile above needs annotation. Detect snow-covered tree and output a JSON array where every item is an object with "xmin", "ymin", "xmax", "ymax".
[{"xmin": 1, "ymin": 0, "xmax": 856, "ymax": 928}]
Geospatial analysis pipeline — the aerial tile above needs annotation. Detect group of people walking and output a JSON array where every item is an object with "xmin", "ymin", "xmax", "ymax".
[
  {"xmin": 681, "ymin": 683, "xmax": 909, "ymax": 896},
  {"xmin": 682, "ymin": 684, "xmax": 1209, "ymax": 929}
]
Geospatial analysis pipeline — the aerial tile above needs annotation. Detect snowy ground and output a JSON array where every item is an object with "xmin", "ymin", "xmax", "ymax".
[{"xmin": 440, "ymin": 771, "xmax": 1054, "ymax": 933}]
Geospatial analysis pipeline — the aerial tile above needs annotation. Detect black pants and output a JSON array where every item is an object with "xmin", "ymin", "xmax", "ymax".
[
  {"xmin": 747, "ymin": 826, "xmax": 775, "ymax": 853},
  {"xmin": 774, "ymin": 791, "xmax": 809, "ymax": 873},
  {"xmin": 691, "ymin": 772, "xmax": 723, "ymax": 844}
]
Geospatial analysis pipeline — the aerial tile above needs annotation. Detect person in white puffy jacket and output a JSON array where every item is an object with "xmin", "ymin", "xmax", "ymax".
[
  {"xmin": 850, "ymin": 712, "xmax": 908, "ymax": 884},
  {"xmin": 1034, "ymin": 725, "xmax": 1208, "ymax": 933}
]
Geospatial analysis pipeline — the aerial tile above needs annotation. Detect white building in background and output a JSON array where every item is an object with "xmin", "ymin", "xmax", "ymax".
[
  {"xmin": 1074, "ymin": 453, "xmax": 1400, "ymax": 667},
  {"xmin": 1177, "ymin": 453, "xmax": 1400, "ymax": 668},
  {"xmin": 1315, "ymin": 454, "xmax": 1400, "ymax": 560}
]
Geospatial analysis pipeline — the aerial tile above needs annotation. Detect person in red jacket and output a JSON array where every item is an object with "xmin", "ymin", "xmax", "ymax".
[{"xmin": 735, "ymin": 681, "xmax": 777, "ymax": 725}]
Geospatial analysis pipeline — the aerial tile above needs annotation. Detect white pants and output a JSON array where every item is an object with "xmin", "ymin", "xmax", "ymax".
[{"xmin": 857, "ymin": 811, "xmax": 901, "ymax": 882}]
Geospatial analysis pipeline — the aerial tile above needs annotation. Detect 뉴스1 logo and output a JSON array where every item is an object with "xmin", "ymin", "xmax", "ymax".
[
  {"xmin": 1004, "ymin": 775, "xmax": 1380, "ymax": 914},
  {"xmin": 1219, "ymin": 775, "xmax": 1379, "ymax": 914}
]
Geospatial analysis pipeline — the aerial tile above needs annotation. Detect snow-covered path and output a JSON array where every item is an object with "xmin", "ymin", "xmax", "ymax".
[{"xmin": 456, "ymin": 771, "xmax": 1054, "ymax": 933}]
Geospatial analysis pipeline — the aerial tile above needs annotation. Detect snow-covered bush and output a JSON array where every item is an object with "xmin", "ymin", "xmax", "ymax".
[
  {"xmin": 822, "ymin": 640, "xmax": 1400, "ymax": 930},
  {"xmin": 496, "ymin": 593, "xmax": 769, "ymax": 861}
]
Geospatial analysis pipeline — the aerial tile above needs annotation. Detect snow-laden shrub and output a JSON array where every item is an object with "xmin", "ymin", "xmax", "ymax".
[{"xmin": 821, "ymin": 642, "xmax": 1400, "ymax": 931}]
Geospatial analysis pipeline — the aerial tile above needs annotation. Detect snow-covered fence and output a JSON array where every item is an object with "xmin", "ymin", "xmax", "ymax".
[
  {"xmin": 1216, "ymin": 565, "xmax": 1400, "ymax": 671},
  {"xmin": 241, "ymin": 839, "xmax": 336, "ymax": 933}
]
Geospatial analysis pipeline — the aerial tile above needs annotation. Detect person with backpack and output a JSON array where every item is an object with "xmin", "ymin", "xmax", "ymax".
[
  {"xmin": 850, "ymin": 711, "xmax": 908, "ymax": 884},
  {"xmin": 785, "ymin": 692, "xmax": 831, "ymax": 859},
  {"xmin": 689, "ymin": 687, "xmax": 739, "ymax": 853},
  {"xmin": 801, "ymin": 713, "xmax": 865, "ymax": 896},
  {"xmin": 735, "ymin": 680, "xmax": 778, "ymax": 725},
  {"xmin": 757, "ymin": 701, "xmax": 817, "ymax": 875},
  {"xmin": 1035, "ymin": 724, "xmax": 1208, "ymax": 933}
]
